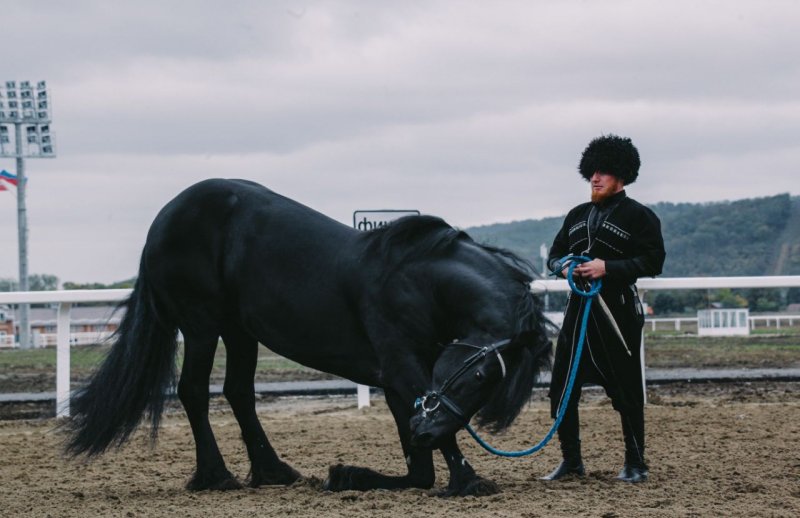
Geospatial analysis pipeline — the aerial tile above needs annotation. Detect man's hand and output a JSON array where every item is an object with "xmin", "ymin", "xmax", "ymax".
[{"xmin": 573, "ymin": 259, "xmax": 606, "ymax": 280}]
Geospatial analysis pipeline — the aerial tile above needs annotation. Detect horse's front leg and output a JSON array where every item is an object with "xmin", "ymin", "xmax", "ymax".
[
  {"xmin": 437, "ymin": 436, "xmax": 499, "ymax": 497},
  {"xmin": 324, "ymin": 388, "xmax": 435, "ymax": 492}
]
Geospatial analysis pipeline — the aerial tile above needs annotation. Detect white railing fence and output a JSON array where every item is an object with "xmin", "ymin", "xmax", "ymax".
[
  {"xmin": 646, "ymin": 315, "xmax": 800, "ymax": 332},
  {"xmin": 0, "ymin": 289, "xmax": 130, "ymax": 417},
  {"xmin": 33, "ymin": 331, "xmax": 117, "ymax": 348},
  {"xmin": 530, "ymin": 275, "xmax": 800, "ymax": 293},
  {"xmin": 1, "ymin": 275, "xmax": 800, "ymax": 418},
  {"xmin": 647, "ymin": 317, "xmax": 698, "ymax": 332},
  {"xmin": 750, "ymin": 315, "xmax": 800, "ymax": 329},
  {"xmin": 533, "ymin": 276, "xmax": 800, "ymax": 336}
]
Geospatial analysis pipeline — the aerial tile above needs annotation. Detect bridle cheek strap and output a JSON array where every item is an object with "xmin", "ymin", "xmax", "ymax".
[
  {"xmin": 437, "ymin": 393, "xmax": 468, "ymax": 425},
  {"xmin": 495, "ymin": 350, "xmax": 507, "ymax": 378}
]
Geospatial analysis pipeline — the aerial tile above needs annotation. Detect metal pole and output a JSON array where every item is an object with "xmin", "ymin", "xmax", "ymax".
[
  {"xmin": 14, "ymin": 122, "xmax": 31, "ymax": 349},
  {"xmin": 540, "ymin": 243, "xmax": 549, "ymax": 311}
]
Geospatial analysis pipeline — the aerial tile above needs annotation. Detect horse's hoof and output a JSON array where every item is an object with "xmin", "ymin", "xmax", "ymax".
[
  {"xmin": 437, "ymin": 477, "xmax": 500, "ymax": 497},
  {"xmin": 186, "ymin": 469, "xmax": 243, "ymax": 491},
  {"xmin": 247, "ymin": 461, "xmax": 302, "ymax": 487}
]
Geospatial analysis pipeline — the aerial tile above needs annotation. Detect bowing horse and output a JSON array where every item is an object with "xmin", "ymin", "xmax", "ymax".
[{"xmin": 64, "ymin": 179, "xmax": 551, "ymax": 496}]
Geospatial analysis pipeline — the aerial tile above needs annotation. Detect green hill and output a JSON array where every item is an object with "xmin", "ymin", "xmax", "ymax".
[{"xmin": 466, "ymin": 193, "xmax": 800, "ymax": 278}]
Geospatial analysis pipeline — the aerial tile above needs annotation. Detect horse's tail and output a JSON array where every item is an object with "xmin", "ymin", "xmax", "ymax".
[{"xmin": 63, "ymin": 257, "xmax": 178, "ymax": 457}]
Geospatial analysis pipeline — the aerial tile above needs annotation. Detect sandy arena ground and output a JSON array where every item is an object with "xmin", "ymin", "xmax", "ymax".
[{"xmin": 0, "ymin": 382, "xmax": 798, "ymax": 517}]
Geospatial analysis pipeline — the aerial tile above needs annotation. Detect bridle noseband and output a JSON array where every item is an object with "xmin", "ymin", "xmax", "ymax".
[{"xmin": 415, "ymin": 338, "xmax": 512, "ymax": 424}]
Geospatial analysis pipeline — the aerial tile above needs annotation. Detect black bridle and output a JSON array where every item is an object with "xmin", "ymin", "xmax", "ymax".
[{"xmin": 414, "ymin": 338, "xmax": 512, "ymax": 424}]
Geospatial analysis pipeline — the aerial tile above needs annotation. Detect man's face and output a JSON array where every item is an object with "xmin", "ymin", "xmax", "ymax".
[{"xmin": 590, "ymin": 171, "xmax": 624, "ymax": 203}]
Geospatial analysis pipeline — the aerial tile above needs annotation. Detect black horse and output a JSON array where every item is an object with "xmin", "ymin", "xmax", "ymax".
[{"xmin": 64, "ymin": 179, "xmax": 551, "ymax": 496}]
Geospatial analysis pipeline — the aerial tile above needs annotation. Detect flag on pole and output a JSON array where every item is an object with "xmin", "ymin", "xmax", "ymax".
[
  {"xmin": 0, "ymin": 170, "xmax": 18, "ymax": 186},
  {"xmin": 0, "ymin": 169, "xmax": 17, "ymax": 192}
]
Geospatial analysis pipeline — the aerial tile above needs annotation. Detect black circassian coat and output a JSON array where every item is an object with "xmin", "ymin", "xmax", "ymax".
[{"xmin": 547, "ymin": 190, "xmax": 665, "ymax": 416}]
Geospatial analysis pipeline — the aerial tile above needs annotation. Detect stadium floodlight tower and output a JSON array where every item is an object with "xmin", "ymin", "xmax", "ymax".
[{"xmin": 0, "ymin": 80, "xmax": 57, "ymax": 349}]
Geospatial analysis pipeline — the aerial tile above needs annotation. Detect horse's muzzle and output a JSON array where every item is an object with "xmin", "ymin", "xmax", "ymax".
[
  {"xmin": 409, "ymin": 413, "xmax": 434, "ymax": 448},
  {"xmin": 408, "ymin": 407, "xmax": 461, "ymax": 449}
]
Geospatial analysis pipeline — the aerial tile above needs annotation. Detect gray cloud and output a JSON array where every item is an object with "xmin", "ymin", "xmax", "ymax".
[{"xmin": 1, "ymin": 0, "xmax": 798, "ymax": 282}]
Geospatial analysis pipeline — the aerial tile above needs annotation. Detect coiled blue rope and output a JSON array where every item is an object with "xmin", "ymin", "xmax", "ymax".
[{"xmin": 464, "ymin": 255, "xmax": 601, "ymax": 457}]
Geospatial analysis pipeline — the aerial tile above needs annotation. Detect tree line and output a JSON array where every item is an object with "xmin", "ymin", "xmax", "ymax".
[{"xmin": 467, "ymin": 193, "xmax": 800, "ymax": 315}]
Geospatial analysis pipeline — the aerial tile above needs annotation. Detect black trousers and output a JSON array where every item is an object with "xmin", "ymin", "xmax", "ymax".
[{"xmin": 552, "ymin": 341, "xmax": 647, "ymax": 466}]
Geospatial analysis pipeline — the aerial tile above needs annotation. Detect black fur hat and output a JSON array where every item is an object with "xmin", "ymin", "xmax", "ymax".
[{"xmin": 578, "ymin": 134, "xmax": 640, "ymax": 185}]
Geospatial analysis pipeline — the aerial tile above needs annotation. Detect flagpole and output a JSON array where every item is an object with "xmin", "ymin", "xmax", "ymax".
[
  {"xmin": 1, "ymin": 80, "xmax": 54, "ymax": 349},
  {"xmin": 14, "ymin": 121, "xmax": 30, "ymax": 349}
]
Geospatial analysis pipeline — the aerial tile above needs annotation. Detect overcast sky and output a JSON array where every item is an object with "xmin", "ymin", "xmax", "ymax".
[{"xmin": 1, "ymin": 0, "xmax": 798, "ymax": 284}]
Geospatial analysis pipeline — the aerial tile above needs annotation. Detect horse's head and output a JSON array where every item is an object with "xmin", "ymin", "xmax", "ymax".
[
  {"xmin": 409, "ymin": 329, "xmax": 550, "ymax": 449},
  {"xmin": 360, "ymin": 215, "xmax": 552, "ymax": 448}
]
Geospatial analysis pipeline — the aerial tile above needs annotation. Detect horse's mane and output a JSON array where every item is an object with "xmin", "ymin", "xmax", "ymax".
[
  {"xmin": 361, "ymin": 215, "xmax": 536, "ymax": 284},
  {"xmin": 474, "ymin": 289, "xmax": 552, "ymax": 433},
  {"xmin": 477, "ymin": 242, "xmax": 536, "ymax": 285},
  {"xmin": 361, "ymin": 215, "xmax": 464, "ymax": 276}
]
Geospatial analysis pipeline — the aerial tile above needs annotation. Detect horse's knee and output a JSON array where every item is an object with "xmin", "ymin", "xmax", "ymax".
[{"xmin": 411, "ymin": 470, "xmax": 435, "ymax": 489}]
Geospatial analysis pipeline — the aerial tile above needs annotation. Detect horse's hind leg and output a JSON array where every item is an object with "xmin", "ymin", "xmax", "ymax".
[
  {"xmin": 221, "ymin": 326, "xmax": 301, "ymax": 487},
  {"xmin": 178, "ymin": 332, "xmax": 241, "ymax": 491}
]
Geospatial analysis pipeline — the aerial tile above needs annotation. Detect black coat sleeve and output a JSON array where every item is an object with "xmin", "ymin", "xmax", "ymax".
[{"xmin": 605, "ymin": 206, "xmax": 666, "ymax": 282}]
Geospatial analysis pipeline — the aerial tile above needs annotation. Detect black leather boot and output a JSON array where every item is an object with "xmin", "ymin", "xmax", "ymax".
[
  {"xmin": 617, "ymin": 462, "xmax": 648, "ymax": 483},
  {"xmin": 541, "ymin": 439, "xmax": 585, "ymax": 480},
  {"xmin": 617, "ymin": 411, "xmax": 648, "ymax": 483},
  {"xmin": 542, "ymin": 405, "xmax": 584, "ymax": 481}
]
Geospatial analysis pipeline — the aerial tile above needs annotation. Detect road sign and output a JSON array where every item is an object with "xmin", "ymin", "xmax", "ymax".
[{"xmin": 352, "ymin": 209, "xmax": 420, "ymax": 231}]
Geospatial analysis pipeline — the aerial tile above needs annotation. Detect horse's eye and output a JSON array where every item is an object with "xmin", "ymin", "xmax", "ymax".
[{"xmin": 475, "ymin": 370, "xmax": 484, "ymax": 380}]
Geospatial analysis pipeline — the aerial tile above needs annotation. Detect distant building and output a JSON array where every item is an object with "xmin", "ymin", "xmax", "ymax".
[
  {"xmin": 697, "ymin": 308, "xmax": 750, "ymax": 336},
  {"xmin": 0, "ymin": 305, "xmax": 121, "ymax": 348},
  {"xmin": 0, "ymin": 306, "xmax": 13, "ymax": 345}
]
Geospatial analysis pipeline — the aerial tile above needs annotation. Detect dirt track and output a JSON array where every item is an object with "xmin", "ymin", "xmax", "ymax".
[{"xmin": 1, "ymin": 382, "xmax": 798, "ymax": 517}]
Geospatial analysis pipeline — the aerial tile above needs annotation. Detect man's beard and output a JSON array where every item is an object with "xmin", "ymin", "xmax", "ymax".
[{"xmin": 591, "ymin": 185, "xmax": 618, "ymax": 203}]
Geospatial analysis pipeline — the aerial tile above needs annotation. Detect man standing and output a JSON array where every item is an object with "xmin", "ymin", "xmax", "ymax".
[{"xmin": 543, "ymin": 134, "xmax": 665, "ymax": 483}]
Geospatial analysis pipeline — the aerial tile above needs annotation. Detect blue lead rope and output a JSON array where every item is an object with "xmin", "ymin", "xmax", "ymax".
[{"xmin": 464, "ymin": 255, "xmax": 601, "ymax": 457}]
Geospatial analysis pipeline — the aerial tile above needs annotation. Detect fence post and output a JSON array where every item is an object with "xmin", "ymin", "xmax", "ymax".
[
  {"xmin": 640, "ymin": 331, "xmax": 647, "ymax": 405},
  {"xmin": 56, "ymin": 302, "xmax": 72, "ymax": 418},
  {"xmin": 357, "ymin": 384, "xmax": 370, "ymax": 409}
]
